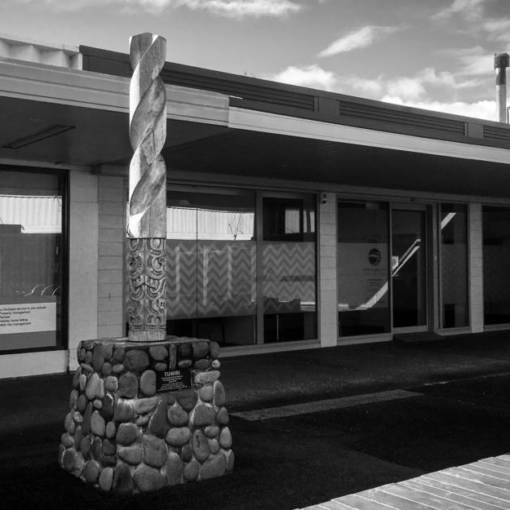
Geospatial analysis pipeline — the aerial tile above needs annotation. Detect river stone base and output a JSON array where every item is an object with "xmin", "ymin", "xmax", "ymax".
[{"xmin": 58, "ymin": 337, "xmax": 234, "ymax": 494}]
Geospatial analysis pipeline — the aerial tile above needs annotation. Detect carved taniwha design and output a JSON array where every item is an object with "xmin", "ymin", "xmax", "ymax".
[{"xmin": 127, "ymin": 238, "xmax": 167, "ymax": 341}]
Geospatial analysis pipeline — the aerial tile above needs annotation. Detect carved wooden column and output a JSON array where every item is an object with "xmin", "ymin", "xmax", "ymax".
[{"xmin": 126, "ymin": 33, "xmax": 167, "ymax": 342}]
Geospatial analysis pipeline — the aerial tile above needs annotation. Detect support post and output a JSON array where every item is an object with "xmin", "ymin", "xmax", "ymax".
[{"xmin": 126, "ymin": 33, "xmax": 167, "ymax": 342}]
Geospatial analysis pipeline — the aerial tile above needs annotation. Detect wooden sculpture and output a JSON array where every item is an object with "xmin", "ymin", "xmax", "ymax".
[{"xmin": 126, "ymin": 33, "xmax": 167, "ymax": 342}]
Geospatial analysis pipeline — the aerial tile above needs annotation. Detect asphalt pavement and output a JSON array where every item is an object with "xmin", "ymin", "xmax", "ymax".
[{"xmin": 2, "ymin": 331, "xmax": 510, "ymax": 509}]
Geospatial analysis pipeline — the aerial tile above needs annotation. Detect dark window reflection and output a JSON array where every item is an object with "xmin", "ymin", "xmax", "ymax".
[
  {"xmin": 440, "ymin": 204, "xmax": 468, "ymax": 328},
  {"xmin": 166, "ymin": 190, "xmax": 257, "ymax": 346},
  {"xmin": 338, "ymin": 201, "xmax": 390, "ymax": 336},
  {"xmin": 262, "ymin": 196, "xmax": 317, "ymax": 343},
  {"xmin": 0, "ymin": 170, "xmax": 65, "ymax": 351},
  {"xmin": 483, "ymin": 206, "xmax": 510, "ymax": 325}
]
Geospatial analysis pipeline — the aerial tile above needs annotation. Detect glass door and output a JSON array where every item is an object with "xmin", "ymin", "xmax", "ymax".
[{"xmin": 391, "ymin": 207, "xmax": 428, "ymax": 330}]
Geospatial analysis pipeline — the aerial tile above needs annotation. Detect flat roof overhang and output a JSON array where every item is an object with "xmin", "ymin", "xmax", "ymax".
[{"xmin": 1, "ymin": 58, "xmax": 510, "ymax": 198}]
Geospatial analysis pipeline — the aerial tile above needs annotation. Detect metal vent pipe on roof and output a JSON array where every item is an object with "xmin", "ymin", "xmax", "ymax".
[{"xmin": 495, "ymin": 52, "xmax": 509, "ymax": 123}]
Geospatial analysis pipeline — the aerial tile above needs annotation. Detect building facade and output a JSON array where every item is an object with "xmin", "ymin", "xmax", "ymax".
[{"xmin": 1, "ymin": 36, "xmax": 510, "ymax": 378}]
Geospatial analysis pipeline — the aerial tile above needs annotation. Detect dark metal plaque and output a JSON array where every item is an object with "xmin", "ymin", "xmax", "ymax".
[{"xmin": 156, "ymin": 367, "xmax": 192, "ymax": 392}]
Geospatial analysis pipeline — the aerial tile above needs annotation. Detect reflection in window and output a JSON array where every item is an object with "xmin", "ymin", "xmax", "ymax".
[
  {"xmin": 262, "ymin": 196, "xmax": 317, "ymax": 342},
  {"xmin": 166, "ymin": 190, "xmax": 257, "ymax": 346},
  {"xmin": 338, "ymin": 201, "xmax": 390, "ymax": 336},
  {"xmin": 483, "ymin": 206, "xmax": 510, "ymax": 325},
  {"xmin": 0, "ymin": 170, "xmax": 65, "ymax": 351},
  {"xmin": 440, "ymin": 204, "xmax": 468, "ymax": 328}
]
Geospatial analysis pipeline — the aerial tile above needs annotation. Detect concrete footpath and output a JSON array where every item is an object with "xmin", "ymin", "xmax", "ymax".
[{"xmin": 2, "ymin": 331, "xmax": 510, "ymax": 509}]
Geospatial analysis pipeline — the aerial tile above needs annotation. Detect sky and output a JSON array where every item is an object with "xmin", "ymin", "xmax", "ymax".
[{"xmin": 0, "ymin": 0, "xmax": 509, "ymax": 121}]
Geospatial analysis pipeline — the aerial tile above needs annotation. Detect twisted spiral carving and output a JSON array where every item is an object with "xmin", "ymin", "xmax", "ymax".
[{"xmin": 128, "ymin": 33, "xmax": 167, "ymax": 238}]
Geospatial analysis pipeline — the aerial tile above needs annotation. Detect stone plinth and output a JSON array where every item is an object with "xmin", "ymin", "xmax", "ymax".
[{"xmin": 58, "ymin": 337, "xmax": 233, "ymax": 494}]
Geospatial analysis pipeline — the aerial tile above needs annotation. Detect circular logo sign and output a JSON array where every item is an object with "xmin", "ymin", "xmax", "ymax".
[{"xmin": 368, "ymin": 248, "xmax": 382, "ymax": 266}]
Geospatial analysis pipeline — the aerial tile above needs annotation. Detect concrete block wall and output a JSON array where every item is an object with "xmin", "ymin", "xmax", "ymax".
[
  {"xmin": 68, "ymin": 171, "xmax": 99, "ymax": 368},
  {"xmin": 97, "ymin": 174, "xmax": 126, "ymax": 338},
  {"xmin": 469, "ymin": 203, "xmax": 484, "ymax": 333},
  {"xmin": 318, "ymin": 193, "xmax": 338, "ymax": 347}
]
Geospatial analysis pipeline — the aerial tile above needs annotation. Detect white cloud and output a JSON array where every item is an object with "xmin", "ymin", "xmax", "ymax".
[
  {"xmin": 382, "ymin": 95, "xmax": 496, "ymax": 121},
  {"xmin": 271, "ymin": 64, "xmax": 337, "ymax": 90},
  {"xmin": 318, "ymin": 25, "xmax": 400, "ymax": 57},
  {"xmin": 433, "ymin": 0, "xmax": 489, "ymax": 21},
  {"xmin": 13, "ymin": 0, "xmax": 303, "ymax": 17},
  {"xmin": 483, "ymin": 17, "xmax": 510, "ymax": 42}
]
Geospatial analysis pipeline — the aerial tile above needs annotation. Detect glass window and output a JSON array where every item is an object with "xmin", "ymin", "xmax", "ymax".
[
  {"xmin": 337, "ymin": 201, "xmax": 390, "ymax": 336},
  {"xmin": 483, "ymin": 206, "xmax": 510, "ymax": 325},
  {"xmin": 166, "ymin": 189, "xmax": 257, "ymax": 346},
  {"xmin": 262, "ymin": 196, "xmax": 317, "ymax": 342},
  {"xmin": 440, "ymin": 204, "xmax": 468, "ymax": 328},
  {"xmin": 0, "ymin": 169, "xmax": 66, "ymax": 351}
]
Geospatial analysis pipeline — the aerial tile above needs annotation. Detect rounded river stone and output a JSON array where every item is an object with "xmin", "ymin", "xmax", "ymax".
[
  {"xmin": 105, "ymin": 421, "xmax": 116, "ymax": 439},
  {"xmin": 217, "ymin": 407, "xmax": 229, "ymax": 425},
  {"xmin": 100, "ymin": 393, "xmax": 114, "ymax": 421},
  {"xmin": 192, "ymin": 404, "xmax": 215, "ymax": 427},
  {"xmin": 112, "ymin": 363, "xmax": 124, "ymax": 375},
  {"xmin": 143, "ymin": 435, "xmax": 168, "ymax": 468},
  {"xmin": 114, "ymin": 462, "xmax": 133, "ymax": 494},
  {"xmin": 211, "ymin": 359, "xmax": 221, "ymax": 369},
  {"xmin": 103, "ymin": 438, "xmax": 116, "ymax": 456},
  {"xmin": 77, "ymin": 394, "xmax": 87, "ymax": 413},
  {"xmin": 165, "ymin": 427, "xmax": 191, "ymax": 447},
  {"xmin": 83, "ymin": 460, "xmax": 100, "ymax": 483},
  {"xmin": 192, "ymin": 341, "xmax": 209, "ymax": 360},
  {"xmin": 178, "ymin": 343, "xmax": 192, "ymax": 359},
  {"xmin": 85, "ymin": 351, "xmax": 93, "ymax": 364},
  {"xmin": 166, "ymin": 451, "xmax": 183, "ymax": 486},
  {"xmin": 136, "ymin": 415, "xmax": 150, "ymax": 426},
  {"xmin": 78, "ymin": 348, "xmax": 86, "ymax": 363},
  {"xmin": 213, "ymin": 381, "xmax": 226, "ymax": 407},
  {"xmin": 224, "ymin": 449, "xmax": 235, "ymax": 471},
  {"xmin": 183, "ymin": 459, "xmax": 199, "ymax": 482},
  {"xmin": 134, "ymin": 396, "xmax": 159, "ymax": 414},
  {"xmin": 62, "ymin": 448, "xmax": 77, "ymax": 472},
  {"xmin": 99, "ymin": 466, "xmax": 114, "ymax": 492},
  {"xmin": 74, "ymin": 426, "xmax": 83, "ymax": 447},
  {"xmin": 200, "ymin": 453, "xmax": 226, "ymax": 480},
  {"xmin": 181, "ymin": 444, "xmax": 193, "ymax": 463},
  {"xmin": 91, "ymin": 436, "xmax": 103, "ymax": 460},
  {"xmin": 64, "ymin": 412, "xmax": 75, "ymax": 434},
  {"xmin": 192, "ymin": 429, "xmax": 210, "ymax": 462},
  {"xmin": 178, "ymin": 359, "xmax": 192, "ymax": 369},
  {"xmin": 199, "ymin": 384, "xmax": 213, "ymax": 402},
  {"xmin": 92, "ymin": 345, "xmax": 105, "ymax": 372},
  {"xmin": 124, "ymin": 349, "xmax": 150, "ymax": 372},
  {"xmin": 86, "ymin": 373, "xmax": 104, "ymax": 400},
  {"xmin": 175, "ymin": 390, "xmax": 197, "ymax": 412},
  {"xmin": 147, "ymin": 399, "xmax": 170, "ymax": 438},
  {"xmin": 209, "ymin": 341, "xmax": 220, "ymax": 359},
  {"xmin": 118, "ymin": 445, "xmax": 143, "ymax": 465},
  {"xmin": 80, "ymin": 436, "xmax": 91, "ymax": 458},
  {"xmin": 112, "ymin": 346, "xmax": 125, "ymax": 364},
  {"xmin": 204, "ymin": 425, "xmax": 219, "ymax": 438},
  {"xmin": 118, "ymin": 372, "xmax": 138, "ymax": 398},
  {"xmin": 154, "ymin": 362, "xmax": 167, "ymax": 372},
  {"xmin": 194, "ymin": 370, "xmax": 220, "ymax": 385},
  {"xmin": 61, "ymin": 432, "xmax": 74, "ymax": 448},
  {"xmin": 134, "ymin": 464, "xmax": 166, "ymax": 492},
  {"xmin": 79, "ymin": 374, "xmax": 87, "ymax": 391},
  {"xmin": 140, "ymin": 370, "xmax": 156, "ymax": 396},
  {"xmin": 219, "ymin": 427, "xmax": 232, "ymax": 449},
  {"xmin": 116, "ymin": 422, "xmax": 138, "ymax": 445},
  {"xmin": 167, "ymin": 404, "xmax": 188, "ymax": 426},
  {"xmin": 114, "ymin": 399, "xmax": 135, "ymax": 422},
  {"xmin": 103, "ymin": 343, "xmax": 113, "ymax": 361},
  {"xmin": 82, "ymin": 403, "xmax": 93, "ymax": 435},
  {"xmin": 104, "ymin": 375, "xmax": 118, "ymax": 393},
  {"xmin": 91, "ymin": 411, "xmax": 106, "ymax": 437},
  {"xmin": 102, "ymin": 362, "xmax": 112, "ymax": 376},
  {"xmin": 69, "ymin": 389, "xmax": 78, "ymax": 409},
  {"xmin": 208, "ymin": 438, "xmax": 220, "ymax": 454},
  {"xmin": 93, "ymin": 399, "xmax": 103, "ymax": 410},
  {"xmin": 194, "ymin": 358, "xmax": 210, "ymax": 370},
  {"xmin": 149, "ymin": 345, "xmax": 167, "ymax": 361}
]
